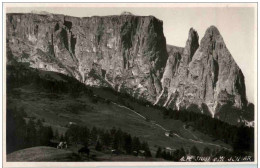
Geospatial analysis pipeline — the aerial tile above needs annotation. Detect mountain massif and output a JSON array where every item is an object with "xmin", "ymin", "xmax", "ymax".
[{"xmin": 6, "ymin": 13, "xmax": 252, "ymax": 124}]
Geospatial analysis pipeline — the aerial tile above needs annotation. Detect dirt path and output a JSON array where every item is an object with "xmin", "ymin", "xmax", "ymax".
[
  {"xmin": 112, "ymin": 102, "xmax": 146, "ymax": 120},
  {"xmin": 112, "ymin": 102, "xmax": 230, "ymax": 150}
]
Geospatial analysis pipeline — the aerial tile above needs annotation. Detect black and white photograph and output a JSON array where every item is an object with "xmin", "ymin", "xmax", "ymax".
[{"xmin": 3, "ymin": 2, "xmax": 257, "ymax": 166}]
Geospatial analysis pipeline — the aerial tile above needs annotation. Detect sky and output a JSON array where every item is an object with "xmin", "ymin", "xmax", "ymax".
[{"xmin": 6, "ymin": 4, "xmax": 256, "ymax": 103}]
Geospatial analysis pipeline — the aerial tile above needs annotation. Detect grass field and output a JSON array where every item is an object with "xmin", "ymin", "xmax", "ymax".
[{"xmin": 7, "ymin": 146, "xmax": 78, "ymax": 161}]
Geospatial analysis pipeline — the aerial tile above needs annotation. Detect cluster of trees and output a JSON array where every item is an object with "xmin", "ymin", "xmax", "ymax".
[
  {"xmin": 6, "ymin": 104, "xmax": 54, "ymax": 154},
  {"xmin": 161, "ymin": 109, "xmax": 254, "ymax": 153},
  {"xmin": 64, "ymin": 125, "xmax": 152, "ymax": 157},
  {"xmin": 156, "ymin": 146, "xmax": 210, "ymax": 161},
  {"xmin": 155, "ymin": 147, "xmax": 186, "ymax": 161},
  {"xmin": 7, "ymin": 64, "xmax": 93, "ymax": 98}
]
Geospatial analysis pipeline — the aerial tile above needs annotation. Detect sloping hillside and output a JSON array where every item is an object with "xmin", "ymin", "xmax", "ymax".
[
  {"xmin": 7, "ymin": 63, "xmax": 232, "ymax": 158},
  {"xmin": 7, "ymin": 146, "xmax": 79, "ymax": 161}
]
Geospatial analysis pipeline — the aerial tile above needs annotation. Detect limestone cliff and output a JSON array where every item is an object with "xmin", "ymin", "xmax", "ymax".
[
  {"xmin": 157, "ymin": 26, "xmax": 248, "ymax": 124},
  {"xmin": 6, "ymin": 13, "xmax": 249, "ymax": 124},
  {"xmin": 6, "ymin": 13, "xmax": 168, "ymax": 102}
]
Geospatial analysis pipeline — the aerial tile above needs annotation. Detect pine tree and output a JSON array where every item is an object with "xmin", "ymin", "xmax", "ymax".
[
  {"xmin": 141, "ymin": 142, "xmax": 152, "ymax": 157},
  {"xmin": 81, "ymin": 127, "xmax": 90, "ymax": 146},
  {"xmin": 124, "ymin": 134, "xmax": 132, "ymax": 154},
  {"xmin": 190, "ymin": 146, "xmax": 200, "ymax": 157},
  {"xmin": 156, "ymin": 147, "xmax": 162, "ymax": 158},
  {"xmin": 95, "ymin": 140, "xmax": 102, "ymax": 151},
  {"xmin": 202, "ymin": 147, "xmax": 211, "ymax": 156},
  {"xmin": 54, "ymin": 129, "xmax": 59, "ymax": 139},
  {"xmin": 212, "ymin": 149, "xmax": 216, "ymax": 156},
  {"xmin": 132, "ymin": 137, "xmax": 141, "ymax": 152},
  {"xmin": 161, "ymin": 150, "xmax": 167, "ymax": 159},
  {"xmin": 26, "ymin": 119, "xmax": 37, "ymax": 147},
  {"xmin": 101, "ymin": 130, "xmax": 111, "ymax": 147},
  {"xmin": 60, "ymin": 134, "xmax": 65, "ymax": 141},
  {"xmin": 90, "ymin": 127, "xmax": 98, "ymax": 142}
]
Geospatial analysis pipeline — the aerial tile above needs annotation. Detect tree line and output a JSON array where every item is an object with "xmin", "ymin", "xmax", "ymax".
[
  {"xmin": 6, "ymin": 104, "xmax": 54, "ymax": 154},
  {"xmin": 7, "ymin": 64, "xmax": 93, "ymax": 98},
  {"xmin": 64, "ymin": 125, "xmax": 152, "ymax": 157},
  {"xmin": 161, "ymin": 108, "xmax": 254, "ymax": 153}
]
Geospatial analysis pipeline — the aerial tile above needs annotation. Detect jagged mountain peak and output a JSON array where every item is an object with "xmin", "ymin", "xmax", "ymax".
[
  {"xmin": 6, "ymin": 13, "xmax": 250, "ymax": 125},
  {"xmin": 205, "ymin": 25, "xmax": 221, "ymax": 35},
  {"xmin": 156, "ymin": 26, "xmax": 248, "ymax": 124},
  {"xmin": 187, "ymin": 25, "xmax": 247, "ymax": 123},
  {"xmin": 198, "ymin": 25, "xmax": 226, "ymax": 57},
  {"xmin": 183, "ymin": 27, "xmax": 199, "ymax": 65},
  {"xmin": 188, "ymin": 27, "xmax": 199, "ymax": 39}
]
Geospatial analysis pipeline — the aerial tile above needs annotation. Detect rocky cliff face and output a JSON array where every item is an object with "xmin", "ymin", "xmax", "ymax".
[
  {"xmin": 157, "ymin": 26, "xmax": 248, "ymax": 124},
  {"xmin": 6, "ymin": 13, "xmax": 168, "ymax": 102},
  {"xmin": 6, "ymin": 13, "xmax": 249, "ymax": 124}
]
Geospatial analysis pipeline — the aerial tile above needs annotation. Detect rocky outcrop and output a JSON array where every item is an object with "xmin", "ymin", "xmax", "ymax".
[
  {"xmin": 6, "ymin": 13, "xmax": 168, "ymax": 102},
  {"xmin": 6, "ymin": 13, "xmax": 249, "ymax": 124},
  {"xmin": 158, "ymin": 28, "xmax": 199, "ymax": 108},
  {"xmin": 156, "ymin": 26, "xmax": 248, "ymax": 123},
  {"xmin": 187, "ymin": 26, "xmax": 247, "ymax": 115}
]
